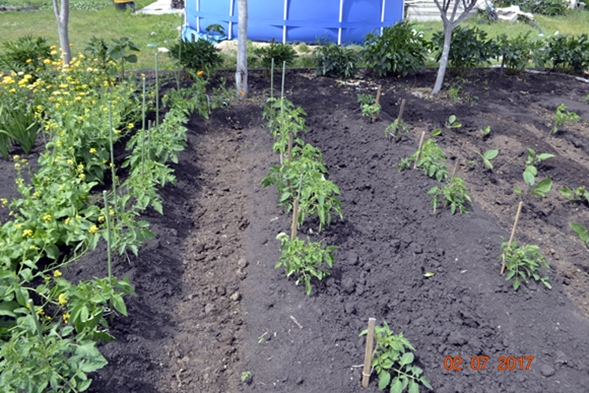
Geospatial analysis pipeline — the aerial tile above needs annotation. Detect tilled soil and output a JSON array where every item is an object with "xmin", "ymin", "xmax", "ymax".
[{"xmin": 1, "ymin": 68, "xmax": 589, "ymax": 392}]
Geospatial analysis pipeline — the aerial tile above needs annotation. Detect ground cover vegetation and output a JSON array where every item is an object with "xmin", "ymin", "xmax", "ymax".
[{"xmin": 0, "ymin": 36, "xmax": 228, "ymax": 392}]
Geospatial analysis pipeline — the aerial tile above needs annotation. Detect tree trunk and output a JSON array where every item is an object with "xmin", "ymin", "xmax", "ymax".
[
  {"xmin": 236, "ymin": 0, "xmax": 248, "ymax": 98},
  {"xmin": 52, "ymin": 0, "xmax": 71, "ymax": 65},
  {"xmin": 432, "ymin": 23, "xmax": 454, "ymax": 95}
]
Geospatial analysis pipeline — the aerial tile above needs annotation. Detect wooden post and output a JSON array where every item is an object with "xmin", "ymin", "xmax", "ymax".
[
  {"xmin": 413, "ymin": 131, "xmax": 426, "ymax": 169},
  {"xmin": 362, "ymin": 318, "xmax": 376, "ymax": 388},
  {"xmin": 372, "ymin": 85, "xmax": 382, "ymax": 123},
  {"xmin": 501, "ymin": 201, "xmax": 524, "ymax": 274},
  {"xmin": 291, "ymin": 199, "xmax": 299, "ymax": 240},
  {"xmin": 397, "ymin": 99, "xmax": 406, "ymax": 122}
]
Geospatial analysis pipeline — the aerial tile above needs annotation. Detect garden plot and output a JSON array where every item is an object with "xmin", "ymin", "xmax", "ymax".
[{"xmin": 2, "ymin": 68, "xmax": 589, "ymax": 393}]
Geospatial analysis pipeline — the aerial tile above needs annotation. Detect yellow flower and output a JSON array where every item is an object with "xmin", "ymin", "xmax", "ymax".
[
  {"xmin": 64, "ymin": 217, "xmax": 71, "ymax": 225},
  {"xmin": 36, "ymin": 308, "xmax": 44, "ymax": 315},
  {"xmin": 88, "ymin": 225, "xmax": 99, "ymax": 234},
  {"xmin": 77, "ymin": 163, "xmax": 84, "ymax": 170},
  {"xmin": 127, "ymin": 123, "xmax": 134, "ymax": 129},
  {"xmin": 89, "ymin": 148, "xmax": 97, "ymax": 154},
  {"xmin": 22, "ymin": 229, "xmax": 33, "ymax": 238},
  {"xmin": 67, "ymin": 159, "xmax": 74, "ymax": 165},
  {"xmin": 13, "ymin": 155, "xmax": 19, "ymax": 161},
  {"xmin": 69, "ymin": 43, "xmax": 74, "ymax": 47},
  {"xmin": 43, "ymin": 214, "xmax": 52, "ymax": 222},
  {"xmin": 13, "ymin": 163, "xmax": 21, "ymax": 170},
  {"xmin": 50, "ymin": 50, "xmax": 57, "ymax": 55},
  {"xmin": 109, "ymin": 208, "xmax": 115, "ymax": 216},
  {"xmin": 98, "ymin": 215, "xmax": 105, "ymax": 223},
  {"xmin": 197, "ymin": 70, "xmax": 204, "ymax": 76},
  {"xmin": 30, "ymin": 245, "xmax": 39, "ymax": 250},
  {"xmin": 26, "ymin": 59, "xmax": 32, "ymax": 63},
  {"xmin": 63, "ymin": 312, "xmax": 70, "ymax": 323},
  {"xmin": 9, "ymin": 88, "xmax": 16, "ymax": 94},
  {"xmin": 56, "ymin": 141, "xmax": 62, "ymax": 147},
  {"xmin": 78, "ymin": 173, "xmax": 86, "ymax": 180},
  {"xmin": 58, "ymin": 293, "xmax": 68, "ymax": 305},
  {"xmin": 59, "ymin": 84, "xmax": 68, "ymax": 89},
  {"xmin": 50, "ymin": 45, "xmax": 56, "ymax": 50},
  {"xmin": 33, "ymin": 192, "xmax": 40, "ymax": 198},
  {"xmin": 114, "ymin": 130, "xmax": 121, "ymax": 135}
]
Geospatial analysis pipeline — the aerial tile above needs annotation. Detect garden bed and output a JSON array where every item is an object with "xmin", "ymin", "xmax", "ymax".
[{"xmin": 2, "ymin": 68, "xmax": 588, "ymax": 392}]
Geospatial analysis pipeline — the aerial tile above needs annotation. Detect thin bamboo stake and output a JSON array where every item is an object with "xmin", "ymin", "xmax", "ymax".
[
  {"xmin": 281, "ymin": 60, "xmax": 286, "ymax": 100},
  {"xmin": 155, "ymin": 52, "xmax": 160, "ymax": 126},
  {"xmin": 362, "ymin": 318, "xmax": 376, "ymax": 388},
  {"xmin": 103, "ymin": 191, "xmax": 113, "ymax": 282},
  {"xmin": 291, "ymin": 199, "xmax": 299, "ymax": 240},
  {"xmin": 501, "ymin": 201, "xmax": 524, "ymax": 274},
  {"xmin": 271, "ymin": 58, "xmax": 275, "ymax": 99},
  {"xmin": 371, "ymin": 85, "xmax": 382, "ymax": 123},
  {"xmin": 108, "ymin": 103, "xmax": 118, "ymax": 225},
  {"xmin": 287, "ymin": 133, "xmax": 293, "ymax": 162},
  {"xmin": 413, "ymin": 131, "xmax": 426, "ymax": 169}
]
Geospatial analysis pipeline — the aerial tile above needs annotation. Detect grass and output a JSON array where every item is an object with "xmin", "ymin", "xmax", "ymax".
[
  {"xmin": 0, "ymin": 4, "xmax": 588, "ymax": 71},
  {"xmin": 0, "ymin": 0, "xmax": 182, "ymax": 69}
]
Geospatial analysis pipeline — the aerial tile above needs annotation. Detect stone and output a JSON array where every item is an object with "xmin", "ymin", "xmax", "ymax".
[
  {"xmin": 204, "ymin": 303, "xmax": 216, "ymax": 314},
  {"xmin": 447, "ymin": 332, "xmax": 468, "ymax": 346},
  {"xmin": 230, "ymin": 292, "xmax": 241, "ymax": 301},
  {"xmin": 541, "ymin": 364, "xmax": 555, "ymax": 377},
  {"xmin": 341, "ymin": 277, "xmax": 355, "ymax": 294}
]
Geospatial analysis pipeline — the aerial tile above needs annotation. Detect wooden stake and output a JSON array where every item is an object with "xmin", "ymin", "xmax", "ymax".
[
  {"xmin": 413, "ymin": 131, "xmax": 426, "ymax": 169},
  {"xmin": 291, "ymin": 199, "xmax": 299, "ymax": 240},
  {"xmin": 362, "ymin": 318, "xmax": 376, "ymax": 388},
  {"xmin": 397, "ymin": 99, "xmax": 406, "ymax": 122},
  {"xmin": 501, "ymin": 201, "xmax": 524, "ymax": 274},
  {"xmin": 372, "ymin": 85, "xmax": 382, "ymax": 123}
]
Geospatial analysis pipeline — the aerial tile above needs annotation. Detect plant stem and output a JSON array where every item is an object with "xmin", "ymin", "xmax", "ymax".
[
  {"xmin": 142, "ymin": 77, "xmax": 146, "ymax": 177},
  {"xmin": 281, "ymin": 60, "xmax": 286, "ymax": 100},
  {"xmin": 103, "ymin": 191, "xmax": 113, "ymax": 282},
  {"xmin": 28, "ymin": 299, "xmax": 43, "ymax": 340},
  {"xmin": 271, "ymin": 58, "xmax": 274, "ymax": 99}
]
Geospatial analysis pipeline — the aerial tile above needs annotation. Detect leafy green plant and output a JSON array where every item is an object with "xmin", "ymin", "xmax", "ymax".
[
  {"xmin": 241, "ymin": 371, "xmax": 252, "ymax": 383},
  {"xmin": 479, "ymin": 126, "xmax": 491, "ymax": 137},
  {"xmin": 552, "ymin": 104, "xmax": 580, "ymax": 133},
  {"xmin": 362, "ymin": 102, "xmax": 381, "ymax": 120},
  {"xmin": 362, "ymin": 21, "xmax": 429, "ymax": 77},
  {"xmin": 432, "ymin": 25, "xmax": 498, "ymax": 70},
  {"xmin": 385, "ymin": 119, "xmax": 410, "ymax": 140},
  {"xmin": 496, "ymin": 32, "xmax": 541, "ymax": 74},
  {"xmin": 0, "ymin": 102, "xmax": 41, "ymax": 156},
  {"xmin": 168, "ymin": 38, "xmax": 223, "ymax": 76},
  {"xmin": 544, "ymin": 33, "xmax": 589, "ymax": 74},
  {"xmin": 276, "ymin": 233, "xmax": 337, "ymax": 295},
  {"xmin": 0, "ymin": 35, "xmax": 53, "ymax": 77},
  {"xmin": 431, "ymin": 115, "xmax": 461, "ymax": 136},
  {"xmin": 107, "ymin": 37, "xmax": 140, "ymax": 79},
  {"xmin": 514, "ymin": 148, "xmax": 554, "ymax": 198},
  {"xmin": 253, "ymin": 39, "xmax": 298, "ymax": 70},
  {"xmin": 360, "ymin": 322, "xmax": 432, "ymax": 393},
  {"xmin": 570, "ymin": 222, "xmax": 589, "ymax": 248},
  {"xmin": 398, "ymin": 139, "xmax": 448, "ymax": 182},
  {"xmin": 560, "ymin": 185, "xmax": 589, "ymax": 204},
  {"xmin": 313, "ymin": 43, "xmax": 358, "ymax": 79},
  {"xmin": 428, "ymin": 175, "xmax": 472, "ymax": 214},
  {"xmin": 501, "ymin": 239, "xmax": 551, "ymax": 290},
  {"xmin": 476, "ymin": 149, "xmax": 499, "ymax": 170}
]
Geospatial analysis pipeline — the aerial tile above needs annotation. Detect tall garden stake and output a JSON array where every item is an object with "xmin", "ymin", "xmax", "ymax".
[
  {"xmin": 371, "ymin": 85, "xmax": 382, "ymax": 123},
  {"xmin": 108, "ymin": 103, "xmax": 118, "ymax": 224},
  {"xmin": 103, "ymin": 191, "xmax": 114, "ymax": 322},
  {"xmin": 155, "ymin": 52, "xmax": 160, "ymax": 126},
  {"xmin": 414, "ymin": 131, "xmax": 426, "ymax": 170},
  {"xmin": 141, "ymin": 77, "xmax": 146, "ymax": 177},
  {"xmin": 271, "ymin": 58, "xmax": 275, "ymax": 99},
  {"xmin": 362, "ymin": 318, "xmax": 376, "ymax": 388},
  {"xmin": 501, "ymin": 201, "xmax": 524, "ymax": 274}
]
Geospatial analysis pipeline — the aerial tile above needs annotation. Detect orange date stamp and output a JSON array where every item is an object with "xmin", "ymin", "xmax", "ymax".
[{"xmin": 444, "ymin": 356, "xmax": 534, "ymax": 371}]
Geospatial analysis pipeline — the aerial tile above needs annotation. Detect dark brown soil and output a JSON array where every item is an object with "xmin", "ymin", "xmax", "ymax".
[{"xmin": 2, "ymin": 68, "xmax": 589, "ymax": 392}]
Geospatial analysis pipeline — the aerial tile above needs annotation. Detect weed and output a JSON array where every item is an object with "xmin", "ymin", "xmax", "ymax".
[
  {"xmin": 479, "ymin": 126, "xmax": 491, "ymax": 136},
  {"xmin": 514, "ymin": 148, "xmax": 554, "ymax": 198},
  {"xmin": 501, "ymin": 239, "xmax": 551, "ymax": 290},
  {"xmin": 168, "ymin": 38, "xmax": 223, "ymax": 76},
  {"xmin": 241, "ymin": 371, "xmax": 252, "ymax": 383},
  {"xmin": 431, "ymin": 115, "xmax": 461, "ymax": 136},
  {"xmin": 313, "ymin": 43, "xmax": 358, "ymax": 79},
  {"xmin": 570, "ymin": 222, "xmax": 589, "ymax": 248},
  {"xmin": 253, "ymin": 39, "xmax": 298, "ymax": 70},
  {"xmin": 360, "ymin": 322, "xmax": 432, "ymax": 393},
  {"xmin": 552, "ymin": 104, "xmax": 580, "ymax": 133}
]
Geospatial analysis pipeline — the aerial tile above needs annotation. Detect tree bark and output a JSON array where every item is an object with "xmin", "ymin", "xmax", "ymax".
[
  {"xmin": 52, "ymin": 0, "xmax": 71, "ymax": 65},
  {"xmin": 236, "ymin": 0, "xmax": 248, "ymax": 98},
  {"xmin": 431, "ymin": 0, "xmax": 477, "ymax": 95}
]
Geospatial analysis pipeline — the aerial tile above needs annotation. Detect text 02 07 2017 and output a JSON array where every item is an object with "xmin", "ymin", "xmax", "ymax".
[{"xmin": 443, "ymin": 356, "xmax": 534, "ymax": 371}]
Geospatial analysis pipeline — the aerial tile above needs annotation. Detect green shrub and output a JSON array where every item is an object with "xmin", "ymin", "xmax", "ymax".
[
  {"xmin": 168, "ymin": 38, "xmax": 223, "ymax": 76},
  {"xmin": 495, "ymin": 0, "xmax": 568, "ymax": 16},
  {"xmin": 313, "ymin": 43, "xmax": 358, "ymax": 78},
  {"xmin": 432, "ymin": 26, "xmax": 498, "ymax": 70},
  {"xmin": 0, "ymin": 35, "xmax": 53, "ymax": 77},
  {"xmin": 496, "ymin": 32, "xmax": 541, "ymax": 74},
  {"xmin": 253, "ymin": 40, "xmax": 298, "ymax": 70},
  {"xmin": 362, "ymin": 21, "xmax": 429, "ymax": 77},
  {"xmin": 544, "ymin": 33, "xmax": 589, "ymax": 74}
]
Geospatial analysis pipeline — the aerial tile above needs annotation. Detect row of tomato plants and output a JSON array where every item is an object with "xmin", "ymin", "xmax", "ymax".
[
  {"xmin": 0, "ymin": 52, "xmax": 217, "ymax": 392},
  {"xmin": 261, "ymin": 94, "xmax": 343, "ymax": 295}
]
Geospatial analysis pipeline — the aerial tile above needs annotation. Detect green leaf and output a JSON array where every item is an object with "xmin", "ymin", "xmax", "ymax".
[
  {"xmin": 533, "ymin": 178, "xmax": 552, "ymax": 197},
  {"xmin": 420, "ymin": 376, "xmax": 432, "ymax": 389},
  {"xmin": 390, "ymin": 376, "xmax": 403, "ymax": 393},
  {"xmin": 408, "ymin": 379, "xmax": 420, "ymax": 393},
  {"xmin": 570, "ymin": 222, "xmax": 589, "ymax": 244},
  {"xmin": 0, "ymin": 301, "xmax": 19, "ymax": 317},
  {"xmin": 399, "ymin": 352, "xmax": 414, "ymax": 366},
  {"xmin": 537, "ymin": 153, "xmax": 555, "ymax": 161},
  {"xmin": 423, "ymin": 272, "xmax": 435, "ymax": 278},
  {"xmin": 378, "ymin": 371, "xmax": 391, "ymax": 390},
  {"xmin": 484, "ymin": 149, "xmax": 499, "ymax": 160},
  {"xmin": 523, "ymin": 170, "xmax": 535, "ymax": 186},
  {"xmin": 431, "ymin": 128, "xmax": 442, "ymax": 136},
  {"xmin": 112, "ymin": 294, "xmax": 127, "ymax": 316},
  {"xmin": 513, "ymin": 277, "xmax": 520, "ymax": 291}
]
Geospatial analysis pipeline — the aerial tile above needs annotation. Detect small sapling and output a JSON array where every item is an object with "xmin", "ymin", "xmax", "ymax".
[
  {"xmin": 476, "ymin": 149, "xmax": 499, "ymax": 170},
  {"xmin": 552, "ymin": 104, "xmax": 580, "ymax": 133},
  {"xmin": 514, "ymin": 148, "xmax": 554, "ymax": 199},
  {"xmin": 501, "ymin": 239, "xmax": 551, "ymax": 291},
  {"xmin": 570, "ymin": 222, "xmax": 589, "ymax": 248}
]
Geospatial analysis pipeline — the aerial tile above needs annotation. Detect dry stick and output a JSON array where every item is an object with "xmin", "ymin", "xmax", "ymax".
[
  {"xmin": 270, "ymin": 58, "xmax": 275, "ymax": 99},
  {"xmin": 413, "ymin": 131, "xmax": 426, "ymax": 170},
  {"xmin": 291, "ymin": 199, "xmax": 299, "ymax": 240},
  {"xmin": 397, "ymin": 99, "xmax": 406, "ymax": 122},
  {"xmin": 362, "ymin": 318, "xmax": 376, "ymax": 388},
  {"xmin": 501, "ymin": 201, "xmax": 524, "ymax": 274},
  {"xmin": 371, "ymin": 85, "xmax": 382, "ymax": 123}
]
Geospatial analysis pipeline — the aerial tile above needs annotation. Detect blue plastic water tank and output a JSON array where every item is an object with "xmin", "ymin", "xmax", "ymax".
[{"xmin": 184, "ymin": 0, "xmax": 404, "ymax": 44}]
